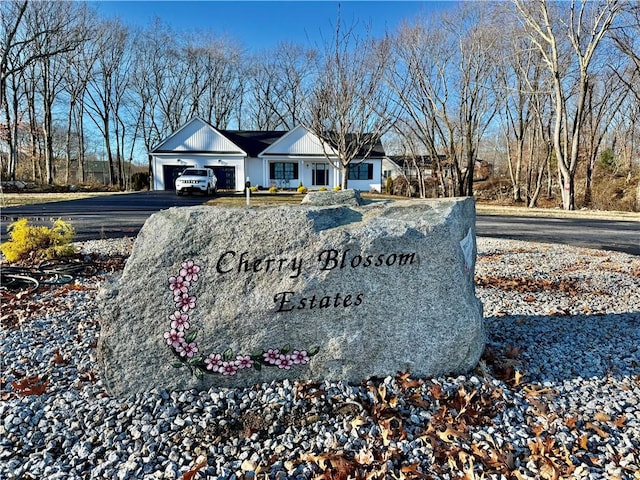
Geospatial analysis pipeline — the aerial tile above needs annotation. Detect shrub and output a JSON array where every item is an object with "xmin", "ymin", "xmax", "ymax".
[
  {"xmin": 249, "ymin": 186, "xmax": 259, "ymax": 192},
  {"xmin": 319, "ymin": 187, "xmax": 328, "ymax": 192},
  {"xmin": 297, "ymin": 185, "xmax": 308, "ymax": 194},
  {"xmin": 1, "ymin": 218, "xmax": 76, "ymax": 263},
  {"xmin": 385, "ymin": 176, "xmax": 393, "ymax": 194},
  {"xmin": 131, "ymin": 172, "xmax": 150, "ymax": 191},
  {"xmin": 597, "ymin": 148, "xmax": 618, "ymax": 174},
  {"xmin": 333, "ymin": 185, "xmax": 342, "ymax": 192},
  {"xmin": 269, "ymin": 186, "xmax": 278, "ymax": 194}
]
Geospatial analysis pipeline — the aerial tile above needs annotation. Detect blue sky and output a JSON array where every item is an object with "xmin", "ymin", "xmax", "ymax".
[{"xmin": 90, "ymin": 1, "xmax": 457, "ymax": 50}]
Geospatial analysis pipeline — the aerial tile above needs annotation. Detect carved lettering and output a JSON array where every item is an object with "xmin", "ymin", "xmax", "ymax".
[
  {"xmin": 317, "ymin": 249, "xmax": 416, "ymax": 271},
  {"xmin": 274, "ymin": 291, "xmax": 365, "ymax": 312},
  {"xmin": 219, "ymin": 248, "xmax": 416, "ymax": 313},
  {"xmin": 217, "ymin": 250, "xmax": 302, "ymax": 279}
]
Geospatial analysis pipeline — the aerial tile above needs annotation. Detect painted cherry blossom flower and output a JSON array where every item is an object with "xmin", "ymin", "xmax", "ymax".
[
  {"xmin": 220, "ymin": 361, "xmax": 238, "ymax": 376},
  {"xmin": 180, "ymin": 260, "xmax": 201, "ymax": 282},
  {"xmin": 168, "ymin": 275, "xmax": 190, "ymax": 294},
  {"xmin": 166, "ymin": 259, "xmax": 318, "ymax": 378},
  {"xmin": 235, "ymin": 355, "xmax": 253, "ymax": 369},
  {"xmin": 276, "ymin": 354, "xmax": 294, "ymax": 370},
  {"xmin": 163, "ymin": 329, "xmax": 185, "ymax": 348},
  {"xmin": 174, "ymin": 292, "xmax": 196, "ymax": 312},
  {"xmin": 169, "ymin": 311, "xmax": 190, "ymax": 330},
  {"xmin": 177, "ymin": 341, "xmax": 199, "ymax": 358},
  {"xmin": 205, "ymin": 353, "xmax": 223, "ymax": 372},
  {"xmin": 263, "ymin": 349, "xmax": 280, "ymax": 365},
  {"xmin": 291, "ymin": 350, "xmax": 309, "ymax": 365}
]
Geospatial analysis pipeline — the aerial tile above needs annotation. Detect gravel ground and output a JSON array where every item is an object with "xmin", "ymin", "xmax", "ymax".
[{"xmin": 1, "ymin": 237, "xmax": 639, "ymax": 479}]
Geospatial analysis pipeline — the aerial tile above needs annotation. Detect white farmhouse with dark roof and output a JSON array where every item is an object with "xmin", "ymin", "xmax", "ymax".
[{"xmin": 149, "ymin": 117, "xmax": 385, "ymax": 192}]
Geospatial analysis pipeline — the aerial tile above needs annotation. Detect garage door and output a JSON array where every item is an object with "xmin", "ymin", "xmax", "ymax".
[
  {"xmin": 208, "ymin": 166, "xmax": 236, "ymax": 190},
  {"xmin": 163, "ymin": 165, "xmax": 192, "ymax": 190}
]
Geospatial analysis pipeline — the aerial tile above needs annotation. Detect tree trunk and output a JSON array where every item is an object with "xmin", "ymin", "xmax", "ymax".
[
  {"xmin": 43, "ymin": 107, "xmax": 54, "ymax": 185},
  {"xmin": 559, "ymin": 168, "xmax": 574, "ymax": 210},
  {"xmin": 341, "ymin": 164, "xmax": 348, "ymax": 190},
  {"xmin": 65, "ymin": 103, "xmax": 73, "ymax": 184},
  {"xmin": 584, "ymin": 159, "xmax": 593, "ymax": 206}
]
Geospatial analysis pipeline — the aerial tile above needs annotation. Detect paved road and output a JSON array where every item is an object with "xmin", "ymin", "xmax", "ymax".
[
  {"xmin": 1, "ymin": 192, "xmax": 638, "ymax": 255},
  {"xmin": 476, "ymin": 214, "xmax": 639, "ymax": 256}
]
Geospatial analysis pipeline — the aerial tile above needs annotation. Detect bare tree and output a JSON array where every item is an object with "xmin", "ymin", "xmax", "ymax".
[
  {"xmin": 1, "ymin": 0, "xmax": 86, "ymax": 183},
  {"xmin": 33, "ymin": 2, "xmax": 88, "ymax": 185},
  {"xmin": 525, "ymin": 78, "xmax": 554, "ymax": 207},
  {"xmin": 611, "ymin": 2, "xmax": 640, "ymax": 96},
  {"xmin": 305, "ymin": 16, "xmax": 395, "ymax": 189},
  {"xmin": 582, "ymin": 65, "xmax": 628, "ymax": 205},
  {"xmin": 247, "ymin": 43, "xmax": 316, "ymax": 130},
  {"xmin": 454, "ymin": 7, "xmax": 498, "ymax": 197},
  {"xmin": 390, "ymin": 4, "xmax": 497, "ymax": 197},
  {"xmin": 0, "ymin": 0, "xmax": 28, "ymax": 111},
  {"xmin": 128, "ymin": 19, "xmax": 180, "ymax": 186},
  {"xmin": 183, "ymin": 33, "xmax": 244, "ymax": 128},
  {"xmin": 1, "ymin": 21, "xmax": 29, "ymax": 181},
  {"xmin": 61, "ymin": 11, "xmax": 97, "ymax": 184},
  {"xmin": 494, "ymin": 12, "xmax": 540, "ymax": 203},
  {"xmin": 129, "ymin": 21, "xmax": 171, "ymax": 148},
  {"xmin": 514, "ymin": 0, "xmax": 621, "ymax": 210},
  {"xmin": 84, "ymin": 18, "xmax": 131, "ymax": 188},
  {"xmin": 389, "ymin": 21, "xmax": 450, "ymax": 197}
]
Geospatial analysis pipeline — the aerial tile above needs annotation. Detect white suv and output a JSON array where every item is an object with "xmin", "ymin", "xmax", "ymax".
[{"xmin": 175, "ymin": 168, "xmax": 217, "ymax": 196}]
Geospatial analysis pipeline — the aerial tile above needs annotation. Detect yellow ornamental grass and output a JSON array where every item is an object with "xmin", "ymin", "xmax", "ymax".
[{"xmin": 0, "ymin": 218, "xmax": 76, "ymax": 263}]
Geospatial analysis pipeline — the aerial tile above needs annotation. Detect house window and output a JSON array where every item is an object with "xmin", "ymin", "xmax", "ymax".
[
  {"xmin": 270, "ymin": 162, "xmax": 298, "ymax": 180},
  {"xmin": 312, "ymin": 163, "xmax": 329, "ymax": 186},
  {"xmin": 348, "ymin": 163, "xmax": 374, "ymax": 180}
]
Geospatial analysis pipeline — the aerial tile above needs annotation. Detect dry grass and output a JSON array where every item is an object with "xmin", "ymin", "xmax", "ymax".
[
  {"xmin": 205, "ymin": 191, "xmax": 401, "ymax": 207},
  {"xmin": 0, "ymin": 191, "xmax": 125, "ymax": 207},
  {"xmin": 205, "ymin": 192, "xmax": 307, "ymax": 207},
  {"xmin": 2, "ymin": 189, "xmax": 637, "ymax": 221}
]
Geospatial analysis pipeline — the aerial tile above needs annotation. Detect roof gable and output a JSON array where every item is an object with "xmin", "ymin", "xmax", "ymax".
[
  {"xmin": 259, "ymin": 125, "xmax": 337, "ymax": 157},
  {"xmin": 151, "ymin": 117, "xmax": 246, "ymax": 155}
]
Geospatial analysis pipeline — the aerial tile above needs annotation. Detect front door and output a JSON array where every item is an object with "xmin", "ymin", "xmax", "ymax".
[{"xmin": 312, "ymin": 163, "xmax": 330, "ymax": 186}]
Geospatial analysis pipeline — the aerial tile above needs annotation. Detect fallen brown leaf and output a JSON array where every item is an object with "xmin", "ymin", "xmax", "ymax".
[
  {"xmin": 396, "ymin": 370, "xmax": 423, "ymax": 390},
  {"xmin": 564, "ymin": 416, "xmax": 577, "ymax": 429},
  {"xmin": 594, "ymin": 412, "xmax": 610, "ymax": 422},
  {"xmin": 182, "ymin": 455, "xmax": 207, "ymax": 480},
  {"xmin": 614, "ymin": 415, "xmax": 627, "ymax": 428},
  {"xmin": 578, "ymin": 434, "xmax": 589, "ymax": 450},
  {"xmin": 11, "ymin": 376, "xmax": 49, "ymax": 396},
  {"xmin": 52, "ymin": 348, "xmax": 68, "ymax": 365},
  {"xmin": 586, "ymin": 422, "xmax": 609, "ymax": 438},
  {"xmin": 437, "ymin": 425, "xmax": 466, "ymax": 444}
]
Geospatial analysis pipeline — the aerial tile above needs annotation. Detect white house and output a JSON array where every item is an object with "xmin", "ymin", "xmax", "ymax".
[{"xmin": 149, "ymin": 117, "xmax": 385, "ymax": 192}]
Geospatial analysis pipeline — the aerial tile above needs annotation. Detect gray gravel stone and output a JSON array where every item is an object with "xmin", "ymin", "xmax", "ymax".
[{"xmin": 0, "ymin": 237, "xmax": 638, "ymax": 479}]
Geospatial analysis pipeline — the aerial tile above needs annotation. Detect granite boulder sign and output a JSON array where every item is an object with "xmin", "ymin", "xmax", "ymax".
[{"xmin": 97, "ymin": 196, "xmax": 484, "ymax": 396}]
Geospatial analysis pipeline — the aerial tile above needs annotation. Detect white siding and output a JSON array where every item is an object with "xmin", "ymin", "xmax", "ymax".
[
  {"xmin": 246, "ymin": 158, "xmax": 263, "ymax": 188},
  {"xmin": 260, "ymin": 125, "xmax": 336, "ymax": 156},
  {"xmin": 155, "ymin": 118, "xmax": 245, "ymax": 154}
]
